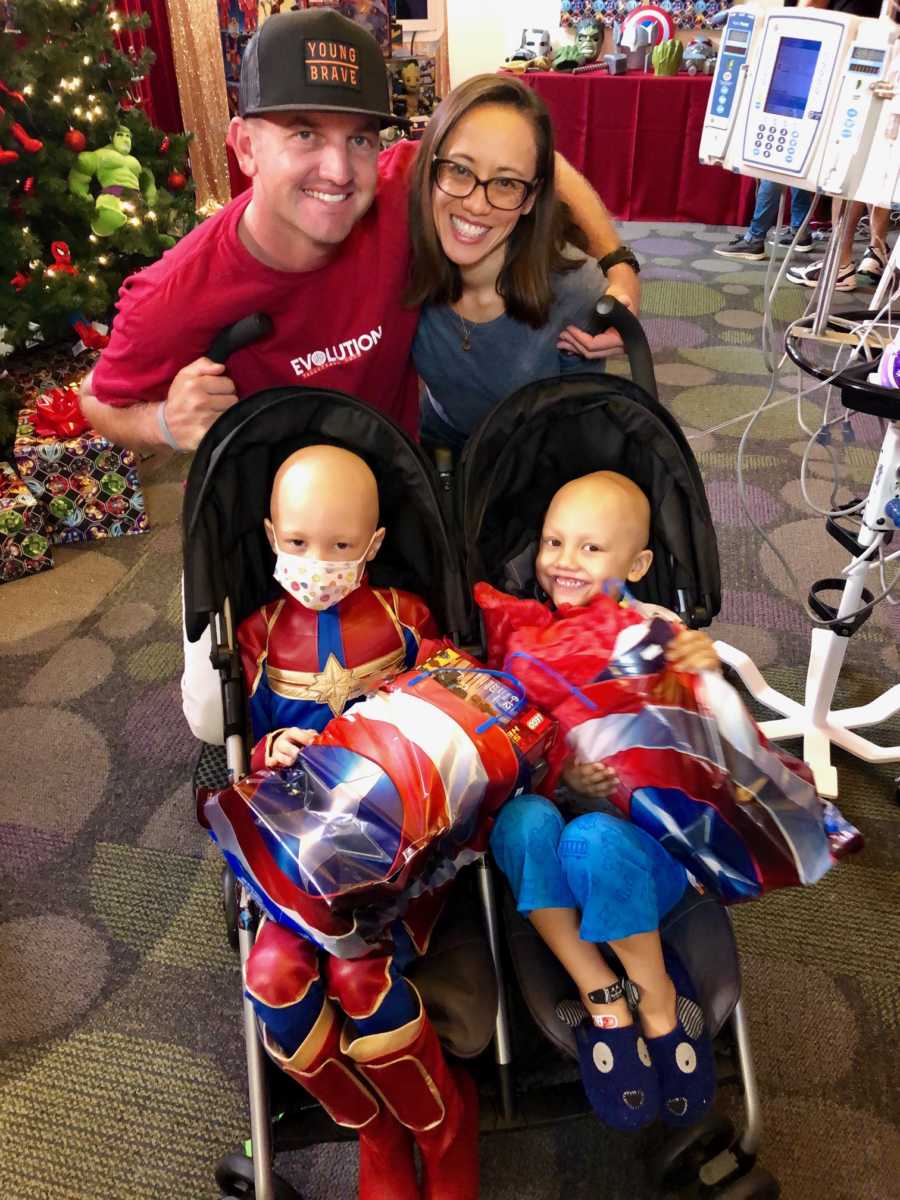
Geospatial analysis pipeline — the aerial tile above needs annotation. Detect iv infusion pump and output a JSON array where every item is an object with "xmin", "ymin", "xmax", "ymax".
[{"xmin": 700, "ymin": 5, "xmax": 899, "ymax": 206}]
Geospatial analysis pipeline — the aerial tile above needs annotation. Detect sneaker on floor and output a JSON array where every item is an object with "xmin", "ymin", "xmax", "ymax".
[
  {"xmin": 786, "ymin": 259, "xmax": 857, "ymax": 291},
  {"xmin": 858, "ymin": 243, "xmax": 887, "ymax": 282},
  {"xmin": 713, "ymin": 235, "xmax": 766, "ymax": 261},
  {"xmin": 776, "ymin": 230, "xmax": 814, "ymax": 252}
]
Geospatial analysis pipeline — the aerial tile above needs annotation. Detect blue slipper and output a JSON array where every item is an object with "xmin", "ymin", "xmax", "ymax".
[
  {"xmin": 574, "ymin": 1019, "xmax": 660, "ymax": 1131},
  {"xmin": 646, "ymin": 953, "xmax": 716, "ymax": 1127}
]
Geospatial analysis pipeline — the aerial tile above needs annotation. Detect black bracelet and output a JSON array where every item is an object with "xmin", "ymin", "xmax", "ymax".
[{"xmin": 598, "ymin": 245, "xmax": 641, "ymax": 275}]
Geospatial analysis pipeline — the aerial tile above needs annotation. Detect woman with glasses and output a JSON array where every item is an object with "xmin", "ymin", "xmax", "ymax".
[{"xmin": 406, "ymin": 74, "xmax": 637, "ymax": 451}]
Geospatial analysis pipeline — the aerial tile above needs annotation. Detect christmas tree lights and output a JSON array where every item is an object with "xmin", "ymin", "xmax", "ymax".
[{"xmin": 0, "ymin": 0, "xmax": 197, "ymax": 443}]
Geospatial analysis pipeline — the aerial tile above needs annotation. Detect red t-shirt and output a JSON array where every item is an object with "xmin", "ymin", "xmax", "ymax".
[{"xmin": 91, "ymin": 140, "xmax": 421, "ymax": 434}]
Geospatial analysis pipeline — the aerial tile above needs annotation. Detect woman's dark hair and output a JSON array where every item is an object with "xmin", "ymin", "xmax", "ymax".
[{"xmin": 404, "ymin": 74, "xmax": 588, "ymax": 328}]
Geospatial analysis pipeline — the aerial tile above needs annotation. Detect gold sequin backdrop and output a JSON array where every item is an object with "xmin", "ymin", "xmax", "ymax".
[{"xmin": 164, "ymin": 0, "xmax": 232, "ymax": 209}]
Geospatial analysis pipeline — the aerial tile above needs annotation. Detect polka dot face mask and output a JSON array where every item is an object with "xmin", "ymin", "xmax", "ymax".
[{"xmin": 272, "ymin": 533, "xmax": 375, "ymax": 611}]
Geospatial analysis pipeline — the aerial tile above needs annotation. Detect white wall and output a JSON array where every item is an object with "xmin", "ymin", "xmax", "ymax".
[{"xmin": 446, "ymin": 0, "xmax": 572, "ymax": 86}]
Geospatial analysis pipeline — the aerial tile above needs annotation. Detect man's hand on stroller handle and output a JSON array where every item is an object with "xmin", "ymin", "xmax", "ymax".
[
  {"xmin": 265, "ymin": 726, "xmax": 318, "ymax": 769},
  {"xmin": 162, "ymin": 357, "xmax": 239, "ymax": 450}
]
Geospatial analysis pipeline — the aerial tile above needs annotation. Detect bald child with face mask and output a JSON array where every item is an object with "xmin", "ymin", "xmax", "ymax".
[
  {"xmin": 235, "ymin": 444, "xmax": 482, "ymax": 1200},
  {"xmin": 237, "ymin": 444, "xmax": 437, "ymax": 772}
]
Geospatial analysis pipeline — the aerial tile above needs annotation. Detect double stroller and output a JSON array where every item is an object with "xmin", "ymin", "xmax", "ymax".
[{"xmin": 184, "ymin": 302, "xmax": 780, "ymax": 1200}]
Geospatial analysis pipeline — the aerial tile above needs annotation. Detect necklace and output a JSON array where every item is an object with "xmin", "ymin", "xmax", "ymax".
[{"xmin": 456, "ymin": 311, "xmax": 474, "ymax": 352}]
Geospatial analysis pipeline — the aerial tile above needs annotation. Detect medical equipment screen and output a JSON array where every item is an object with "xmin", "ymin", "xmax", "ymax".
[
  {"xmin": 764, "ymin": 37, "xmax": 821, "ymax": 119},
  {"xmin": 724, "ymin": 29, "xmax": 750, "ymax": 55}
]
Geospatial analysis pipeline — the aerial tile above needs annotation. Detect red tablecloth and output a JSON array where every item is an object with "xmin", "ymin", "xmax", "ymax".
[{"xmin": 518, "ymin": 71, "xmax": 755, "ymax": 225}]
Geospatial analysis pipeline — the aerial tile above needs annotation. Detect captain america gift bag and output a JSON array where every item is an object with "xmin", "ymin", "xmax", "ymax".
[
  {"xmin": 203, "ymin": 646, "xmax": 554, "ymax": 957},
  {"xmin": 476, "ymin": 583, "xmax": 862, "ymax": 905}
]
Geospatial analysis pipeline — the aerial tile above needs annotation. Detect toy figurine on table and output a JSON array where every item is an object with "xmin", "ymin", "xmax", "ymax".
[
  {"xmin": 552, "ymin": 16, "xmax": 602, "ymax": 71},
  {"xmin": 206, "ymin": 445, "xmax": 485, "ymax": 1200},
  {"xmin": 506, "ymin": 27, "xmax": 553, "ymax": 67},
  {"xmin": 683, "ymin": 35, "xmax": 717, "ymax": 75}
]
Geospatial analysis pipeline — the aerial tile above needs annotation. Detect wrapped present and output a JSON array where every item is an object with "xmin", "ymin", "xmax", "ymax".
[
  {"xmin": 203, "ymin": 645, "xmax": 555, "ymax": 957},
  {"xmin": 13, "ymin": 385, "xmax": 149, "ymax": 545},
  {"xmin": 0, "ymin": 460, "xmax": 53, "ymax": 584}
]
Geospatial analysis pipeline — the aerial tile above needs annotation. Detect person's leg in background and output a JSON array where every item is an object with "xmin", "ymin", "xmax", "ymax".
[
  {"xmin": 788, "ymin": 196, "xmax": 864, "ymax": 292},
  {"xmin": 858, "ymin": 205, "xmax": 891, "ymax": 283},
  {"xmin": 714, "ymin": 178, "xmax": 784, "ymax": 260},
  {"xmin": 774, "ymin": 187, "xmax": 816, "ymax": 252}
]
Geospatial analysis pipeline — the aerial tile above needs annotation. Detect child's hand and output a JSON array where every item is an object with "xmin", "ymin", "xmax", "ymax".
[
  {"xmin": 665, "ymin": 629, "xmax": 721, "ymax": 674},
  {"xmin": 265, "ymin": 727, "xmax": 317, "ymax": 769},
  {"xmin": 562, "ymin": 759, "xmax": 619, "ymax": 798}
]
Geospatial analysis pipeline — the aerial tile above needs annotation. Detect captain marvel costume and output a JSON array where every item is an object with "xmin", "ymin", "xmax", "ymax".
[
  {"xmin": 238, "ymin": 582, "xmax": 435, "ymax": 769},
  {"xmin": 230, "ymin": 580, "xmax": 480, "ymax": 1200}
]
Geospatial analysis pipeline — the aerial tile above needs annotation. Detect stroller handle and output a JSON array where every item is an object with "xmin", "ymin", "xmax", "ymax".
[
  {"xmin": 589, "ymin": 296, "xmax": 658, "ymax": 401},
  {"xmin": 207, "ymin": 312, "xmax": 273, "ymax": 364}
]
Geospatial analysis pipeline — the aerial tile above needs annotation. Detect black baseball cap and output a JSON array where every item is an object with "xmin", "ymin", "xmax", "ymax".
[{"xmin": 239, "ymin": 8, "xmax": 402, "ymax": 128}]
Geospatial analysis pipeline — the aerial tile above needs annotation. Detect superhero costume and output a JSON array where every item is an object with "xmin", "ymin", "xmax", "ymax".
[
  {"xmin": 238, "ymin": 582, "xmax": 436, "ymax": 772},
  {"xmin": 232, "ymin": 583, "xmax": 480, "ymax": 1200}
]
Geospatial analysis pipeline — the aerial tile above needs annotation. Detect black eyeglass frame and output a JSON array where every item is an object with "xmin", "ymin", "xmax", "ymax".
[{"xmin": 431, "ymin": 156, "xmax": 541, "ymax": 211}]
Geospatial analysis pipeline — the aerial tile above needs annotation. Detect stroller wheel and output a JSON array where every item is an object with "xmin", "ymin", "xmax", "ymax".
[
  {"xmin": 707, "ymin": 1165, "xmax": 780, "ymax": 1199},
  {"xmin": 649, "ymin": 1111, "xmax": 735, "ymax": 1191},
  {"xmin": 222, "ymin": 865, "xmax": 240, "ymax": 952},
  {"xmin": 215, "ymin": 1150, "xmax": 303, "ymax": 1200}
]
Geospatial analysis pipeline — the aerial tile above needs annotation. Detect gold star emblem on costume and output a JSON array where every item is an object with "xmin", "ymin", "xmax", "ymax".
[{"xmin": 307, "ymin": 654, "xmax": 361, "ymax": 717}]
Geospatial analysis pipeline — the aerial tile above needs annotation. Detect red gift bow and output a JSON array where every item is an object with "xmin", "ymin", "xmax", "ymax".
[{"xmin": 32, "ymin": 386, "xmax": 91, "ymax": 439}]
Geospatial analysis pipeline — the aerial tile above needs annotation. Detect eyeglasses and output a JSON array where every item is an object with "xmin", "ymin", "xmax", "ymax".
[{"xmin": 432, "ymin": 157, "xmax": 539, "ymax": 211}]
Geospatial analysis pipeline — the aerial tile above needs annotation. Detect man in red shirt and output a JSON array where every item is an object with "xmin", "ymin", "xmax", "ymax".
[
  {"xmin": 81, "ymin": 7, "xmax": 422, "ymax": 444},
  {"xmin": 79, "ymin": 7, "xmax": 638, "ymax": 451}
]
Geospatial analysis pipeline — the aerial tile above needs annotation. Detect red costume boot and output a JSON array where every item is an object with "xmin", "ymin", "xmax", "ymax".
[
  {"xmin": 263, "ymin": 1000, "xmax": 420, "ymax": 1200},
  {"xmin": 344, "ymin": 987, "xmax": 480, "ymax": 1200}
]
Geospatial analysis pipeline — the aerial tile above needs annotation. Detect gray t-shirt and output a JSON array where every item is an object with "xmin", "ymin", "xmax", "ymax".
[{"xmin": 413, "ymin": 253, "xmax": 608, "ymax": 448}]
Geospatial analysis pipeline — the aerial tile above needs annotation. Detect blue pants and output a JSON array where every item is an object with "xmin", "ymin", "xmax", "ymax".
[
  {"xmin": 746, "ymin": 180, "xmax": 815, "ymax": 243},
  {"xmin": 491, "ymin": 795, "xmax": 688, "ymax": 944}
]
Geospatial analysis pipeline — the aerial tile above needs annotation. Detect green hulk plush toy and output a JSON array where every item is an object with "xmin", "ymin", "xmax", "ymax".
[{"xmin": 68, "ymin": 125, "xmax": 160, "ymax": 237}]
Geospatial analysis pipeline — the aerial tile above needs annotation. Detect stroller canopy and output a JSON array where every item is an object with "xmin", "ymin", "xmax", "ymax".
[
  {"xmin": 182, "ymin": 387, "xmax": 469, "ymax": 643},
  {"xmin": 458, "ymin": 373, "xmax": 721, "ymax": 627}
]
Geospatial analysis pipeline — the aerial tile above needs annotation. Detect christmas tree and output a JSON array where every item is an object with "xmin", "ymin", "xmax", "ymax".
[{"xmin": 0, "ymin": 0, "xmax": 196, "ymax": 442}]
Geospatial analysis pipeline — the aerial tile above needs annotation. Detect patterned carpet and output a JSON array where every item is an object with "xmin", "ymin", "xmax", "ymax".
[{"xmin": 2, "ymin": 222, "xmax": 899, "ymax": 1200}]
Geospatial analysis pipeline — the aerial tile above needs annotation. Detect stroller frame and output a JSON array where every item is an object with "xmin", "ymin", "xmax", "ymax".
[
  {"xmin": 206, "ymin": 705, "xmax": 768, "ymax": 1200},
  {"xmin": 186, "ymin": 301, "xmax": 778, "ymax": 1200}
]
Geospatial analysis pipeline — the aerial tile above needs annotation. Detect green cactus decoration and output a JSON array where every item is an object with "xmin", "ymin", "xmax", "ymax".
[{"xmin": 652, "ymin": 38, "xmax": 684, "ymax": 76}]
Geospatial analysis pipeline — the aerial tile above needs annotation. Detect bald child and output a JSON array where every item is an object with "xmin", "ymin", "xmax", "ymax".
[
  {"xmin": 236, "ymin": 444, "xmax": 437, "ymax": 771},
  {"xmin": 490, "ymin": 470, "xmax": 719, "ymax": 1135},
  {"xmin": 232, "ymin": 446, "xmax": 485, "ymax": 1195},
  {"xmin": 536, "ymin": 470, "xmax": 718, "ymax": 796}
]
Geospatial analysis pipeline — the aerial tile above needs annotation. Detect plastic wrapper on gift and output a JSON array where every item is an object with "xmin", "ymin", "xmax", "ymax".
[
  {"xmin": 12, "ymin": 392, "xmax": 149, "ymax": 545},
  {"xmin": 0, "ymin": 461, "xmax": 53, "ymax": 584},
  {"xmin": 475, "ymin": 582, "xmax": 862, "ymax": 905},
  {"xmin": 203, "ymin": 646, "xmax": 555, "ymax": 957}
]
